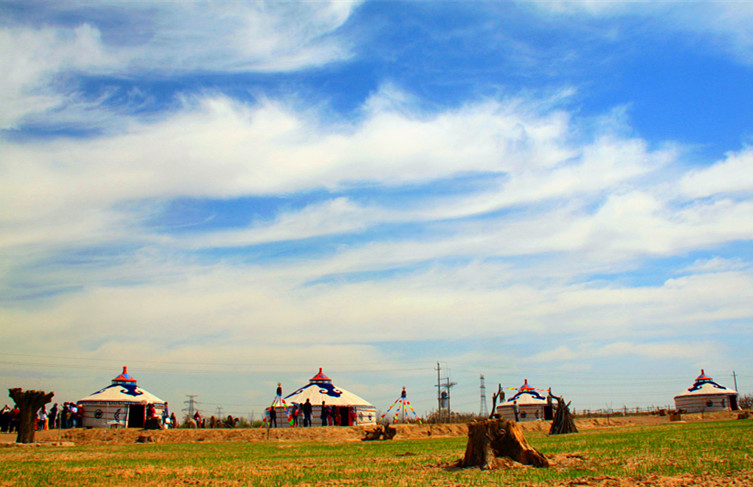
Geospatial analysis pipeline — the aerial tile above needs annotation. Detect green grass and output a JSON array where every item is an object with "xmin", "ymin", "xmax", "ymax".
[{"xmin": 1, "ymin": 420, "xmax": 751, "ymax": 486}]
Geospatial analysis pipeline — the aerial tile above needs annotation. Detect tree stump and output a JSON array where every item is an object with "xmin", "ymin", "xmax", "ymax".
[
  {"xmin": 361, "ymin": 424, "xmax": 397, "ymax": 441},
  {"xmin": 549, "ymin": 395, "xmax": 578, "ymax": 435},
  {"xmin": 461, "ymin": 418, "xmax": 549, "ymax": 468},
  {"xmin": 8, "ymin": 388, "xmax": 54, "ymax": 444}
]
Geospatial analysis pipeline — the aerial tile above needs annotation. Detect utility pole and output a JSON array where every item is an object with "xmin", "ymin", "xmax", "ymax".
[
  {"xmin": 435, "ymin": 362, "xmax": 442, "ymax": 420},
  {"xmin": 444, "ymin": 377, "xmax": 456, "ymax": 421},
  {"xmin": 183, "ymin": 395, "xmax": 198, "ymax": 418},
  {"xmin": 434, "ymin": 362, "xmax": 457, "ymax": 422},
  {"xmin": 732, "ymin": 371, "xmax": 738, "ymax": 392},
  {"xmin": 479, "ymin": 374, "xmax": 488, "ymax": 418}
]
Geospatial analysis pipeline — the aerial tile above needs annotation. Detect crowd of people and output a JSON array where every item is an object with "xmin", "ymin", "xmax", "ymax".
[
  {"xmin": 265, "ymin": 399, "xmax": 357, "ymax": 428},
  {"xmin": 1, "ymin": 397, "xmax": 350, "ymax": 432},
  {"xmin": 147, "ymin": 402, "xmax": 178, "ymax": 429},
  {"xmin": 0, "ymin": 402, "xmax": 84, "ymax": 432}
]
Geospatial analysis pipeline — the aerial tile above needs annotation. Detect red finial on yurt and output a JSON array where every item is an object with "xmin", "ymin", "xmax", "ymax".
[
  {"xmin": 310, "ymin": 367, "xmax": 332, "ymax": 383},
  {"xmin": 696, "ymin": 369, "xmax": 712, "ymax": 381},
  {"xmin": 112, "ymin": 366, "xmax": 137, "ymax": 384}
]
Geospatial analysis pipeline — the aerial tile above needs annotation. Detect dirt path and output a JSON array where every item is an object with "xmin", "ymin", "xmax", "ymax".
[{"xmin": 0, "ymin": 410, "xmax": 740, "ymax": 446}]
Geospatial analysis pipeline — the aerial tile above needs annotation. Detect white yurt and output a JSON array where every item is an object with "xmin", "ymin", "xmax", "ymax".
[
  {"xmin": 77, "ymin": 366, "xmax": 166, "ymax": 428},
  {"xmin": 269, "ymin": 368, "xmax": 377, "ymax": 427},
  {"xmin": 496, "ymin": 379, "xmax": 553, "ymax": 422},
  {"xmin": 674, "ymin": 369, "xmax": 738, "ymax": 413}
]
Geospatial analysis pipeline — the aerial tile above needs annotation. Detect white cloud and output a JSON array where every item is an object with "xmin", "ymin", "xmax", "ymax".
[
  {"xmin": 115, "ymin": 1, "xmax": 358, "ymax": 73},
  {"xmin": 680, "ymin": 147, "xmax": 753, "ymax": 198},
  {"xmin": 0, "ymin": 92, "xmax": 573, "ymax": 248},
  {"xmin": 1, "ymin": 88, "xmax": 679, "ymax": 256},
  {"xmin": 0, "ymin": 24, "xmax": 112, "ymax": 128},
  {"xmin": 522, "ymin": 0, "xmax": 753, "ymax": 64},
  {"xmin": 680, "ymin": 257, "xmax": 748, "ymax": 275},
  {"xmin": 524, "ymin": 340, "xmax": 723, "ymax": 367},
  {"xmin": 0, "ymin": 1, "xmax": 359, "ymax": 128}
]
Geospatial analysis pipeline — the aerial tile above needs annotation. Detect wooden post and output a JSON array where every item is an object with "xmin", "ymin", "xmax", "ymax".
[
  {"xmin": 8, "ymin": 388, "xmax": 54, "ymax": 444},
  {"xmin": 461, "ymin": 418, "xmax": 549, "ymax": 468}
]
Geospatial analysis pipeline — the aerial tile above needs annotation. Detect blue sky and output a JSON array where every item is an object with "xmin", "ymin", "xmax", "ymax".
[{"xmin": 2, "ymin": 1, "xmax": 753, "ymax": 418}]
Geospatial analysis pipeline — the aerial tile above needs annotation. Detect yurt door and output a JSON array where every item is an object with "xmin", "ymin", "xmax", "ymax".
[{"xmin": 128, "ymin": 405, "xmax": 145, "ymax": 428}]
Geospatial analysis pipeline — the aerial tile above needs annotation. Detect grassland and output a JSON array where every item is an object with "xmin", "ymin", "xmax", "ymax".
[{"xmin": 1, "ymin": 420, "xmax": 751, "ymax": 486}]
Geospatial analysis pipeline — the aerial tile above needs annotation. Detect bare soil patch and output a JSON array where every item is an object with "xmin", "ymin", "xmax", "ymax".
[{"xmin": 546, "ymin": 470, "xmax": 753, "ymax": 486}]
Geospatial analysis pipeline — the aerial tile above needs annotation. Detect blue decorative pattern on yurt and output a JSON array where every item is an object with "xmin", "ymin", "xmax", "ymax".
[
  {"xmin": 287, "ymin": 382, "xmax": 343, "ymax": 398},
  {"xmin": 89, "ymin": 383, "xmax": 144, "ymax": 397},
  {"xmin": 687, "ymin": 380, "xmax": 727, "ymax": 392},
  {"xmin": 509, "ymin": 389, "xmax": 545, "ymax": 402}
]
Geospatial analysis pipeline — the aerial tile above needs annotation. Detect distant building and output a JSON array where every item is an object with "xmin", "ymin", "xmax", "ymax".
[
  {"xmin": 78, "ymin": 366, "xmax": 166, "ymax": 428},
  {"xmin": 674, "ymin": 369, "xmax": 738, "ymax": 413},
  {"xmin": 496, "ymin": 379, "xmax": 553, "ymax": 422},
  {"xmin": 269, "ymin": 368, "xmax": 377, "ymax": 427}
]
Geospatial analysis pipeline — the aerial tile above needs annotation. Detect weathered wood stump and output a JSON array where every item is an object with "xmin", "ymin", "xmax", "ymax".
[
  {"xmin": 8, "ymin": 388, "xmax": 54, "ymax": 444},
  {"xmin": 461, "ymin": 418, "xmax": 549, "ymax": 468},
  {"xmin": 361, "ymin": 424, "xmax": 397, "ymax": 441},
  {"xmin": 549, "ymin": 394, "xmax": 578, "ymax": 435}
]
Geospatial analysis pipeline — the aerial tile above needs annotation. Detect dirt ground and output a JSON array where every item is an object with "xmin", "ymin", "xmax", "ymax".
[{"xmin": 0, "ymin": 410, "xmax": 742, "ymax": 446}]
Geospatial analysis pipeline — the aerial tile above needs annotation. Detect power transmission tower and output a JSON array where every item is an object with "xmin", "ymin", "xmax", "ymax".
[
  {"xmin": 216, "ymin": 406, "xmax": 224, "ymax": 418},
  {"xmin": 183, "ymin": 395, "xmax": 198, "ymax": 418},
  {"xmin": 479, "ymin": 374, "xmax": 488, "ymax": 418}
]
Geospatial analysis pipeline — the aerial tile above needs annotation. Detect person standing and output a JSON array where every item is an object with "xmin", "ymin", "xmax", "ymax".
[
  {"xmin": 302, "ymin": 399, "xmax": 312, "ymax": 427},
  {"xmin": 37, "ymin": 405, "xmax": 48, "ymax": 430},
  {"xmin": 49, "ymin": 403, "xmax": 58, "ymax": 430},
  {"xmin": 10, "ymin": 405, "xmax": 20, "ymax": 433},
  {"xmin": 320, "ymin": 401, "xmax": 328, "ymax": 426},
  {"xmin": 513, "ymin": 400, "xmax": 519, "ymax": 422},
  {"xmin": 69, "ymin": 403, "xmax": 78, "ymax": 428},
  {"xmin": 0, "ymin": 405, "xmax": 10, "ymax": 432},
  {"xmin": 269, "ymin": 407, "xmax": 277, "ymax": 428}
]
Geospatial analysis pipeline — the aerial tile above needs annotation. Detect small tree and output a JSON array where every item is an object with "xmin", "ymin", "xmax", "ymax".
[
  {"xmin": 9, "ymin": 388, "xmax": 54, "ymax": 444},
  {"xmin": 738, "ymin": 393, "xmax": 753, "ymax": 410}
]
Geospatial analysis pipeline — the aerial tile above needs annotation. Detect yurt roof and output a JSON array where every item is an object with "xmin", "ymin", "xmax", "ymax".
[
  {"xmin": 502, "ymin": 379, "xmax": 548, "ymax": 406},
  {"xmin": 78, "ymin": 366, "xmax": 165, "ymax": 405},
  {"xmin": 674, "ymin": 369, "xmax": 737, "ymax": 399},
  {"xmin": 284, "ymin": 368, "xmax": 373, "ymax": 407}
]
